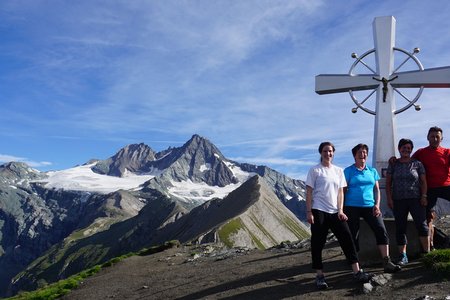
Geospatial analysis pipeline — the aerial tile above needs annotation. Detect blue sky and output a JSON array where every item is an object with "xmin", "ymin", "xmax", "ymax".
[{"xmin": 1, "ymin": 0, "xmax": 450, "ymax": 180}]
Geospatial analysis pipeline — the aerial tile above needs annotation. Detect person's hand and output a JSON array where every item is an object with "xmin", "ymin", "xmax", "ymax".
[
  {"xmin": 373, "ymin": 205, "xmax": 381, "ymax": 217},
  {"xmin": 420, "ymin": 196, "xmax": 428, "ymax": 207},
  {"xmin": 307, "ymin": 211, "xmax": 314, "ymax": 224},
  {"xmin": 338, "ymin": 211, "xmax": 348, "ymax": 221},
  {"xmin": 388, "ymin": 156, "xmax": 397, "ymax": 165}
]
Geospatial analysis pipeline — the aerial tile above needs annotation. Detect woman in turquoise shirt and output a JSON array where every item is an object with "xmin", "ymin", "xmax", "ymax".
[{"xmin": 344, "ymin": 143, "xmax": 401, "ymax": 273}]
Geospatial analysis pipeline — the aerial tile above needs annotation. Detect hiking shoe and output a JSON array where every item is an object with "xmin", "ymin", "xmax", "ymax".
[
  {"xmin": 397, "ymin": 253, "xmax": 408, "ymax": 266},
  {"xmin": 353, "ymin": 269, "xmax": 372, "ymax": 283},
  {"xmin": 383, "ymin": 256, "xmax": 401, "ymax": 273},
  {"xmin": 315, "ymin": 274, "xmax": 328, "ymax": 289}
]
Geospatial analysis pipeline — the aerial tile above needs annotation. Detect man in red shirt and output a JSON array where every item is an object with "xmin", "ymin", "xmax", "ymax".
[{"xmin": 412, "ymin": 126, "xmax": 450, "ymax": 250}]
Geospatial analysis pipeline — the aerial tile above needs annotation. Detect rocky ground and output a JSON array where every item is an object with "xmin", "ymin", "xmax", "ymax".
[{"xmin": 62, "ymin": 237, "xmax": 450, "ymax": 300}]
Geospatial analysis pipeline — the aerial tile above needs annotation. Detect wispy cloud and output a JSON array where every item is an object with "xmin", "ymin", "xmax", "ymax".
[
  {"xmin": 0, "ymin": 154, "xmax": 52, "ymax": 168},
  {"xmin": 1, "ymin": 0, "xmax": 450, "ymax": 179}
]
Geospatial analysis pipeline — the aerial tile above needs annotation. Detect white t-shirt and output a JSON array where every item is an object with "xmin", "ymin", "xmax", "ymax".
[{"xmin": 306, "ymin": 163, "xmax": 347, "ymax": 214}]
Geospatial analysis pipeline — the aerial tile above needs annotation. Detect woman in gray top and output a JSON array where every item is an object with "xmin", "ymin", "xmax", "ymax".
[{"xmin": 386, "ymin": 138, "xmax": 429, "ymax": 265}]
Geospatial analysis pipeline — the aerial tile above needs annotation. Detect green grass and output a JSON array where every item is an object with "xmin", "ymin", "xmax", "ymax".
[
  {"xmin": 282, "ymin": 216, "xmax": 310, "ymax": 239},
  {"xmin": 248, "ymin": 215, "xmax": 277, "ymax": 246},
  {"xmin": 6, "ymin": 240, "xmax": 181, "ymax": 300},
  {"xmin": 8, "ymin": 265, "xmax": 101, "ymax": 300},
  {"xmin": 218, "ymin": 219, "xmax": 244, "ymax": 247},
  {"xmin": 247, "ymin": 230, "xmax": 265, "ymax": 249},
  {"xmin": 218, "ymin": 218, "xmax": 268, "ymax": 249},
  {"xmin": 100, "ymin": 255, "xmax": 129, "ymax": 268},
  {"xmin": 422, "ymin": 248, "xmax": 450, "ymax": 278}
]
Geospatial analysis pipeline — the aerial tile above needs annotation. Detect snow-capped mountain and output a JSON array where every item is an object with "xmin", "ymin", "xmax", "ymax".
[
  {"xmin": 0, "ymin": 134, "xmax": 307, "ymax": 297},
  {"xmin": 33, "ymin": 134, "xmax": 306, "ymax": 210}
]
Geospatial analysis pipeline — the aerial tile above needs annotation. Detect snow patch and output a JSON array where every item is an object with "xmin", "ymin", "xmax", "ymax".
[
  {"xmin": 155, "ymin": 151, "xmax": 172, "ymax": 160},
  {"xmin": 167, "ymin": 162, "xmax": 255, "ymax": 204},
  {"xmin": 199, "ymin": 163, "xmax": 211, "ymax": 172},
  {"xmin": 32, "ymin": 164, "xmax": 155, "ymax": 194},
  {"xmin": 223, "ymin": 161, "xmax": 255, "ymax": 182},
  {"xmin": 168, "ymin": 179, "xmax": 242, "ymax": 203}
]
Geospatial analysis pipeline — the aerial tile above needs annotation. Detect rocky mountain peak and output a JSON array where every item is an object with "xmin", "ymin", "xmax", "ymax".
[
  {"xmin": 155, "ymin": 134, "xmax": 237, "ymax": 187},
  {"xmin": 0, "ymin": 162, "xmax": 42, "ymax": 182},
  {"xmin": 91, "ymin": 143, "xmax": 156, "ymax": 177},
  {"xmin": 113, "ymin": 143, "xmax": 156, "ymax": 162},
  {"xmin": 181, "ymin": 134, "xmax": 224, "ymax": 158}
]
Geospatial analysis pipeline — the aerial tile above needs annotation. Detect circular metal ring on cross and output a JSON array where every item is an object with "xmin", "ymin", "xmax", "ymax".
[{"xmin": 348, "ymin": 47, "xmax": 424, "ymax": 115}]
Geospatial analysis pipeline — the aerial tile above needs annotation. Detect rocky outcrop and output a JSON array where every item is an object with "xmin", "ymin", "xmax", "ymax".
[
  {"xmin": 0, "ymin": 181, "xmax": 86, "ymax": 297},
  {"xmin": 0, "ymin": 162, "xmax": 44, "ymax": 184},
  {"xmin": 92, "ymin": 143, "xmax": 156, "ymax": 177},
  {"xmin": 156, "ymin": 175, "xmax": 310, "ymax": 249},
  {"xmin": 0, "ymin": 174, "xmax": 149, "ymax": 297},
  {"xmin": 219, "ymin": 175, "xmax": 309, "ymax": 248},
  {"xmin": 239, "ymin": 163, "xmax": 307, "ymax": 220},
  {"xmin": 9, "ymin": 190, "xmax": 187, "ymax": 294}
]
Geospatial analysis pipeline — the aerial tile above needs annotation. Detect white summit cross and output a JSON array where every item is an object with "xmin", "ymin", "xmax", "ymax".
[{"xmin": 315, "ymin": 16, "xmax": 450, "ymax": 183}]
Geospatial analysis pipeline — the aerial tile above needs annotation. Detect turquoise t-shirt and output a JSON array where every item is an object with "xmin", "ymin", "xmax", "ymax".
[{"xmin": 344, "ymin": 164, "xmax": 380, "ymax": 207}]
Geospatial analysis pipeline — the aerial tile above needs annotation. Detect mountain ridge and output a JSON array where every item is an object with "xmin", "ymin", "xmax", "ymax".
[
  {"xmin": 0, "ymin": 134, "xmax": 308, "ymax": 297},
  {"xmin": 9, "ymin": 175, "xmax": 309, "ymax": 295}
]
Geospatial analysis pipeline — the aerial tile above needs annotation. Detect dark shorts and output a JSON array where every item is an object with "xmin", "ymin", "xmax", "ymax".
[
  {"xmin": 344, "ymin": 206, "xmax": 389, "ymax": 251},
  {"xmin": 393, "ymin": 198, "xmax": 429, "ymax": 245},
  {"xmin": 427, "ymin": 186, "xmax": 450, "ymax": 216}
]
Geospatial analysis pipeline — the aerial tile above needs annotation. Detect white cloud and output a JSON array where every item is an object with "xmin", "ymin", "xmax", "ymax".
[
  {"xmin": 0, "ymin": 154, "xmax": 25, "ymax": 162},
  {"xmin": 0, "ymin": 154, "xmax": 52, "ymax": 168},
  {"xmin": 2, "ymin": 0, "xmax": 450, "ymax": 180}
]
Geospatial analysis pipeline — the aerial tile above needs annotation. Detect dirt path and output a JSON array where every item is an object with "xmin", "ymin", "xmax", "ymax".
[{"xmin": 63, "ymin": 242, "xmax": 450, "ymax": 300}]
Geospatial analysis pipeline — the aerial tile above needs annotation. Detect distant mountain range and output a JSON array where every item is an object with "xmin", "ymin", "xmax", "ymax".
[{"xmin": 0, "ymin": 134, "xmax": 309, "ymax": 297}]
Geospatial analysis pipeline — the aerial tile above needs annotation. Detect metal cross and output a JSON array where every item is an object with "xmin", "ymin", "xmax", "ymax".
[{"xmin": 315, "ymin": 16, "xmax": 450, "ymax": 180}]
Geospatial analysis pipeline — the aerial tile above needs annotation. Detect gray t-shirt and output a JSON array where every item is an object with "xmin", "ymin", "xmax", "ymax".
[{"xmin": 386, "ymin": 159, "xmax": 425, "ymax": 200}]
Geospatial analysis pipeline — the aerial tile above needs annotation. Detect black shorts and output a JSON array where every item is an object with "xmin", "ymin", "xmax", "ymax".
[{"xmin": 427, "ymin": 186, "xmax": 450, "ymax": 214}]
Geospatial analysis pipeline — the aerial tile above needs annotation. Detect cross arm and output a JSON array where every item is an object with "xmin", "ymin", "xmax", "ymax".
[
  {"xmin": 392, "ymin": 66, "xmax": 450, "ymax": 88},
  {"xmin": 315, "ymin": 74, "xmax": 378, "ymax": 95}
]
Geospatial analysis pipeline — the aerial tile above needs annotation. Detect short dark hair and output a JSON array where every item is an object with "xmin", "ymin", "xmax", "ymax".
[
  {"xmin": 351, "ymin": 143, "xmax": 369, "ymax": 157},
  {"xmin": 318, "ymin": 141, "xmax": 335, "ymax": 153},
  {"xmin": 428, "ymin": 126, "xmax": 443, "ymax": 136},
  {"xmin": 398, "ymin": 138, "xmax": 414, "ymax": 150}
]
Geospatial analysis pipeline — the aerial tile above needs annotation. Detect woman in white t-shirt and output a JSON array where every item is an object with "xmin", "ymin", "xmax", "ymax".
[{"xmin": 306, "ymin": 142, "xmax": 371, "ymax": 289}]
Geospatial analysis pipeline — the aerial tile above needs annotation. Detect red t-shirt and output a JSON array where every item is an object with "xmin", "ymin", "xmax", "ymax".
[{"xmin": 412, "ymin": 146, "xmax": 450, "ymax": 188}]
